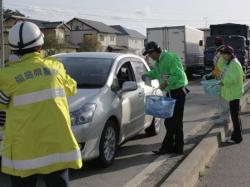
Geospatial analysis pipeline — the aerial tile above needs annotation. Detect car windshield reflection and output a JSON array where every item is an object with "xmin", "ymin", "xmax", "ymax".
[{"xmin": 56, "ymin": 57, "xmax": 114, "ymax": 88}]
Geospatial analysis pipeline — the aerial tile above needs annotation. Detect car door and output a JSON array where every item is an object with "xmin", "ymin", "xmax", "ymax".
[
  {"xmin": 131, "ymin": 58, "xmax": 155, "ymax": 129},
  {"xmin": 116, "ymin": 58, "xmax": 145, "ymax": 137}
]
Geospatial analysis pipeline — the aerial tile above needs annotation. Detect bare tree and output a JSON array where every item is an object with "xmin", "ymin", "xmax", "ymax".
[
  {"xmin": 78, "ymin": 36, "xmax": 101, "ymax": 52},
  {"xmin": 4, "ymin": 9, "xmax": 25, "ymax": 19},
  {"xmin": 43, "ymin": 35, "xmax": 68, "ymax": 56}
]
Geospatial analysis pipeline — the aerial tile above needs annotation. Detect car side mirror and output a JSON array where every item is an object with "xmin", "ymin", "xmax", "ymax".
[
  {"xmin": 199, "ymin": 40, "xmax": 203, "ymax": 46},
  {"xmin": 122, "ymin": 81, "xmax": 138, "ymax": 92},
  {"xmin": 111, "ymin": 78, "xmax": 119, "ymax": 92}
]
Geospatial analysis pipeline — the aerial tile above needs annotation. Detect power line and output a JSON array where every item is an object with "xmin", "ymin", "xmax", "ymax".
[
  {"xmin": 6, "ymin": 2, "xmax": 250, "ymax": 23},
  {"xmin": 5, "ymin": 2, "xmax": 250, "ymax": 28},
  {"xmin": 4, "ymin": 2, "xmax": 206, "ymax": 23},
  {"xmin": 6, "ymin": 1, "xmax": 137, "ymax": 13}
]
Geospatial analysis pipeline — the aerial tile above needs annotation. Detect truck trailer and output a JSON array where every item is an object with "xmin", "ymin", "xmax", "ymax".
[
  {"xmin": 146, "ymin": 26, "xmax": 204, "ymax": 77},
  {"xmin": 204, "ymin": 23, "xmax": 250, "ymax": 75}
]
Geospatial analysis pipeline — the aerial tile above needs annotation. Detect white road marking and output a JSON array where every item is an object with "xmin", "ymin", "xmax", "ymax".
[{"xmin": 124, "ymin": 124, "xmax": 206, "ymax": 187}]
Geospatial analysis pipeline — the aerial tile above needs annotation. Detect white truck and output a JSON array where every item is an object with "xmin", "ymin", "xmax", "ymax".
[{"xmin": 146, "ymin": 26, "xmax": 204, "ymax": 77}]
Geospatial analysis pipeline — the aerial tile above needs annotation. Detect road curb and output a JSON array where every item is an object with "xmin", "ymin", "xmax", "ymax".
[{"xmin": 161, "ymin": 80, "xmax": 250, "ymax": 187}]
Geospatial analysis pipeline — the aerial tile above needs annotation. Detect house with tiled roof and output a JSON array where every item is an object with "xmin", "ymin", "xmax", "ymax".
[
  {"xmin": 110, "ymin": 25, "xmax": 145, "ymax": 55},
  {"xmin": 66, "ymin": 17, "xmax": 122, "ymax": 52},
  {"xmin": 4, "ymin": 16, "xmax": 77, "ymax": 59}
]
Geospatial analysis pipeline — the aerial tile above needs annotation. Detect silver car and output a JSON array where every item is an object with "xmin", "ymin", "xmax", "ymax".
[{"xmin": 0, "ymin": 52, "xmax": 162, "ymax": 167}]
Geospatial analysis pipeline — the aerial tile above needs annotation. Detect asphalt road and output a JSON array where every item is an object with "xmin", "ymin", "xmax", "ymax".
[{"xmin": 0, "ymin": 78, "xmax": 220, "ymax": 187}]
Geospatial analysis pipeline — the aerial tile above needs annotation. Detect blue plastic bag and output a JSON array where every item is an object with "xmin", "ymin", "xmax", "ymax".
[
  {"xmin": 145, "ymin": 95, "xmax": 176, "ymax": 119},
  {"xmin": 201, "ymin": 79, "xmax": 221, "ymax": 96}
]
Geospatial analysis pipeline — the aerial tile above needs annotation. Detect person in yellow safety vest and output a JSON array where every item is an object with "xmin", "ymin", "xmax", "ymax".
[
  {"xmin": 0, "ymin": 21, "xmax": 82, "ymax": 187},
  {"xmin": 211, "ymin": 37, "xmax": 230, "ymax": 124},
  {"xmin": 204, "ymin": 37, "xmax": 224, "ymax": 80},
  {"xmin": 212, "ymin": 37, "xmax": 225, "ymax": 79},
  {"xmin": 212, "ymin": 47, "xmax": 225, "ymax": 79},
  {"xmin": 0, "ymin": 57, "xmax": 21, "ymax": 127}
]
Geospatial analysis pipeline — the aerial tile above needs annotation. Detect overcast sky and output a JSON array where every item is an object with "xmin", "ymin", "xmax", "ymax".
[{"xmin": 5, "ymin": 0, "xmax": 250, "ymax": 35}]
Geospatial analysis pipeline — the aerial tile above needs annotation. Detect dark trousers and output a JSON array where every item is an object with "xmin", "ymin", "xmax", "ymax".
[
  {"xmin": 229, "ymin": 99, "xmax": 243, "ymax": 142},
  {"xmin": 10, "ymin": 169, "xmax": 69, "ymax": 187},
  {"xmin": 161, "ymin": 88, "xmax": 186, "ymax": 152}
]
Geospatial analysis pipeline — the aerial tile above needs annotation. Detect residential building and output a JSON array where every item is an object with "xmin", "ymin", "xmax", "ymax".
[
  {"xmin": 66, "ymin": 17, "xmax": 121, "ymax": 52},
  {"xmin": 4, "ymin": 16, "xmax": 78, "ymax": 60},
  {"xmin": 111, "ymin": 25, "xmax": 146, "ymax": 55}
]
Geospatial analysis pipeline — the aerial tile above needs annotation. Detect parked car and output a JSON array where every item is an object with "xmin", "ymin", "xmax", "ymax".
[{"xmin": 0, "ymin": 52, "xmax": 162, "ymax": 167}]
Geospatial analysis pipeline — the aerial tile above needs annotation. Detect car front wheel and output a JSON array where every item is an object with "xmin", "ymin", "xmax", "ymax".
[{"xmin": 98, "ymin": 120, "xmax": 117, "ymax": 167}]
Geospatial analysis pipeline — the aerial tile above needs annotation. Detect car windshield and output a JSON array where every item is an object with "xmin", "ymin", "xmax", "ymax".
[
  {"xmin": 206, "ymin": 37, "xmax": 245, "ymax": 51},
  {"xmin": 56, "ymin": 57, "xmax": 114, "ymax": 88}
]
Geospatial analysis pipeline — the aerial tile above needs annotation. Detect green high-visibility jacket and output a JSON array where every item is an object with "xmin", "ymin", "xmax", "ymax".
[
  {"xmin": 145, "ymin": 50, "xmax": 188, "ymax": 91},
  {"xmin": 0, "ymin": 52, "xmax": 82, "ymax": 177},
  {"xmin": 221, "ymin": 59, "xmax": 244, "ymax": 101}
]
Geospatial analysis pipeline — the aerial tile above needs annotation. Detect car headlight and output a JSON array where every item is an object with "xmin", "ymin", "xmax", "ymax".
[{"xmin": 70, "ymin": 104, "xmax": 97, "ymax": 126}]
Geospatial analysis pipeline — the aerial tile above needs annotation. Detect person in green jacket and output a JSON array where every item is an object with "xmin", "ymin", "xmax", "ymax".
[
  {"xmin": 219, "ymin": 45, "xmax": 244, "ymax": 144},
  {"xmin": 142, "ymin": 41, "xmax": 188, "ymax": 155}
]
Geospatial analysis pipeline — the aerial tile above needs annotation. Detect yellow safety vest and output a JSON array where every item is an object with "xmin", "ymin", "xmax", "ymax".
[{"xmin": 0, "ymin": 52, "xmax": 82, "ymax": 177}]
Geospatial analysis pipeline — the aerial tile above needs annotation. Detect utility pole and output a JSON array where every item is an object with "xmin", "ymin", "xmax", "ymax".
[
  {"xmin": 0, "ymin": 0, "xmax": 4, "ymax": 68},
  {"xmin": 204, "ymin": 17, "xmax": 208, "ymax": 28}
]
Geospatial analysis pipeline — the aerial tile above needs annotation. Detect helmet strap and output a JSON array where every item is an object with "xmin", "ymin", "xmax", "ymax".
[{"xmin": 18, "ymin": 22, "xmax": 25, "ymax": 52}]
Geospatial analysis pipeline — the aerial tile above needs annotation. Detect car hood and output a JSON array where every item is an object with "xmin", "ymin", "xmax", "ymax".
[{"xmin": 67, "ymin": 88, "xmax": 101, "ymax": 112}]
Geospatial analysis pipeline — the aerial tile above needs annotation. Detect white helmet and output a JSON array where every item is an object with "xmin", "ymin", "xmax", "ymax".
[{"xmin": 8, "ymin": 21, "xmax": 44, "ymax": 51}]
